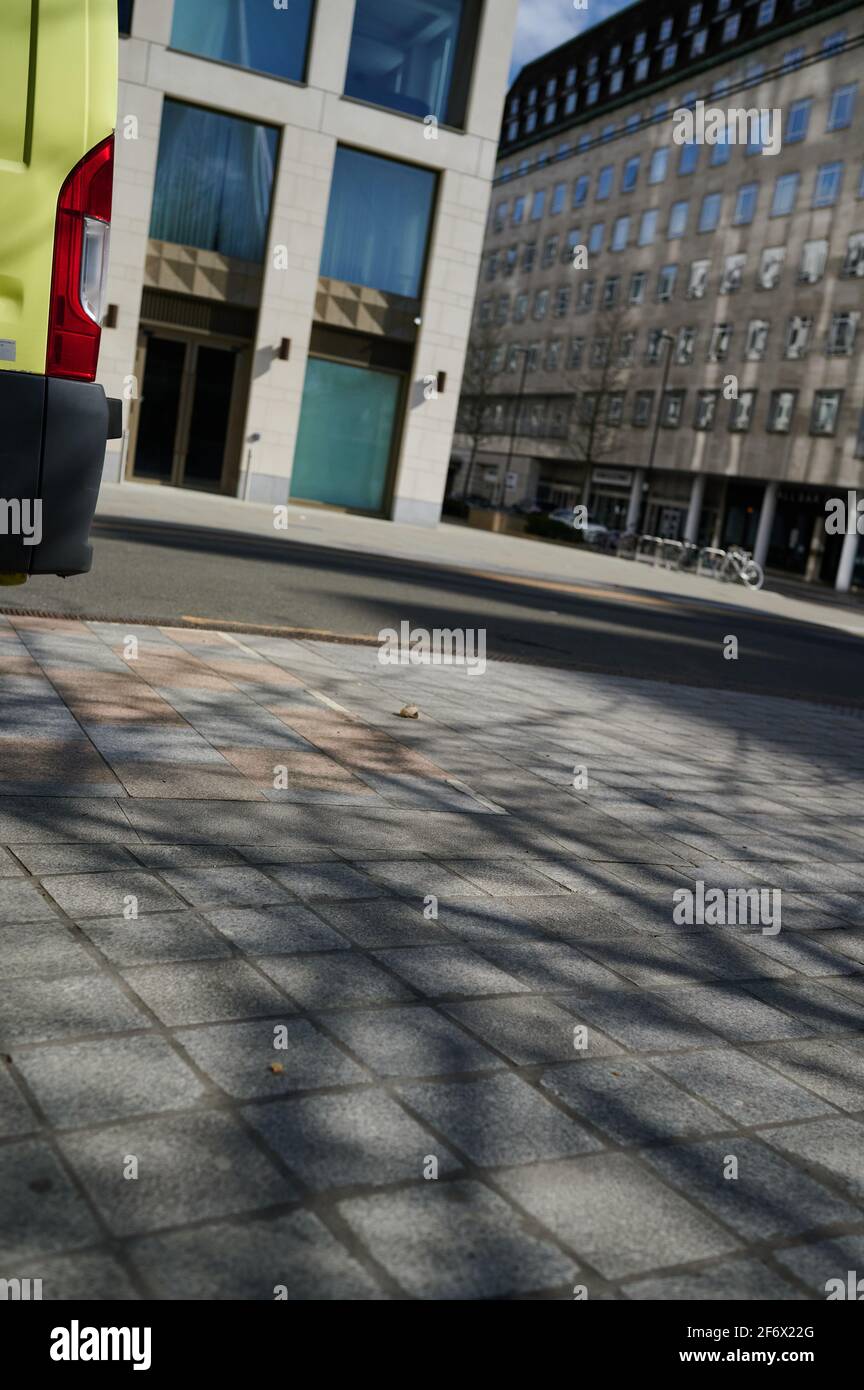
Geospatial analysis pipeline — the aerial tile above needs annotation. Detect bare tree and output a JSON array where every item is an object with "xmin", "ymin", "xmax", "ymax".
[
  {"xmin": 563, "ymin": 303, "xmax": 635, "ymax": 476},
  {"xmin": 453, "ymin": 317, "xmax": 510, "ymax": 500}
]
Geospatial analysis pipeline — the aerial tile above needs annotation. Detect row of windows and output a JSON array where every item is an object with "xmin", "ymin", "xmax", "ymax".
[
  {"xmin": 479, "ymin": 311, "xmax": 860, "ymax": 375},
  {"xmin": 493, "ymin": 137, "xmax": 859, "ymax": 236},
  {"xmin": 505, "ymin": 14, "xmax": 850, "ymax": 143},
  {"xmin": 483, "ymin": 235, "xmax": 864, "ymax": 305},
  {"xmin": 500, "ymin": 28, "xmax": 847, "ymax": 173},
  {"xmin": 151, "ymin": 0, "xmax": 479, "ymax": 129},
  {"xmin": 510, "ymin": 0, "xmax": 783, "ymax": 116},
  {"xmin": 472, "ymin": 386, "xmax": 849, "ymax": 440}
]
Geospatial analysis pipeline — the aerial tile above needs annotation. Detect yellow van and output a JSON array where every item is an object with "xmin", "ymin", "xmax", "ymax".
[{"xmin": 0, "ymin": 0, "xmax": 120, "ymax": 582}]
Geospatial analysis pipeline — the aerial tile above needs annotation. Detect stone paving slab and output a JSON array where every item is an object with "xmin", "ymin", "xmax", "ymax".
[{"xmin": 1, "ymin": 617, "xmax": 863, "ymax": 1300}]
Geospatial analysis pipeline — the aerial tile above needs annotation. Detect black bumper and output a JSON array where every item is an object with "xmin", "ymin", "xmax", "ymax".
[{"xmin": 0, "ymin": 371, "xmax": 121, "ymax": 577}]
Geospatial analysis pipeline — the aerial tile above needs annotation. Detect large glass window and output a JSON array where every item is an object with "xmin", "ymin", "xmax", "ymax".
[
  {"xmin": 291, "ymin": 359, "xmax": 401, "ymax": 512},
  {"xmin": 170, "ymin": 0, "xmax": 314, "ymax": 82},
  {"xmin": 320, "ymin": 148, "xmax": 436, "ymax": 299},
  {"xmin": 345, "ymin": 0, "xmax": 479, "ymax": 126},
  {"xmin": 150, "ymin": 101, "xmax": 278, "ymax": 262}
]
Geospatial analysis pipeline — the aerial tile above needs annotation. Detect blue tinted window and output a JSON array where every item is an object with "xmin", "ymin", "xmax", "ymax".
[
  {"xmin": 828, "ymin": 84, "xmax": 857, "ymax": 131},
  {"xmin": 678, "ymin": 142, "xmax": 699, "ymax": 175},
  {"xmin": 771, "ymin": 172, "xmax": 799, "ymax": 217},
  {"xmin": 668, "ymin": 200, "xmax": 689, "ymax": 238},
  {"xmin": 638, "ymin": 209, "xmax": 658, "ymax": 245},
  {"xmin": 710, "ymin": 135, "xmax": 731, "ymax": 165},
  {"xmin": 698, "ymin": 193, "xmax": 722, "ymax": 231},
  {"xmin": 118, "ymin": 0, "xmax": 134, "ymax": 35},
  {"xmin": 733, "ymin": 182, "xmax": 758, "ymax": 225},
  {"xmin": 345, "ymin": 0, "xmax": 473, "ymax": 124},
  {"xmin": 171, "ymin": 0, "xmax": 313, "ymax": 81},
  {"xmin": 588, "ymin": 222, "xmax": 604, "ymax": 253},
  {"xmin": 320, "ymin": 148, "xmax": 436, "ymax": 298},
  {"xmin": 622, "ymin": 156, "xmax": 640, "ymax": 192},
  {"xmin": 813, "ymin": 161, "xmax": 843, "ymax": 207},
  {"xmin": 573, "ymin": 175, "xmax": 589, "ymax": 207},
  {"xmin": 786, "ymin": 99, "xmax": 811, "ymax": 143},
  {"xmin": 150, "ymin": 101, "xmax": 278, "ymax": 262},
  {"xmin": 596, "ymin": 165, "xmax": 614, "ymax": 200},
  {"xmin": 648, "ymin": 147, "xmax": 669, "ymax": 184}
]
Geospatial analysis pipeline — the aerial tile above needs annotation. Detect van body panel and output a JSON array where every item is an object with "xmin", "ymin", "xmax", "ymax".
[{"xmin": 0, "ymin": 0, "xmax": 117, "ymax": 376}]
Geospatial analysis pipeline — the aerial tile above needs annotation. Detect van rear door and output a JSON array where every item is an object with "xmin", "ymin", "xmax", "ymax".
[
  {"xmin": 0, "ymin": 0, "xmax": 117, "ymax": 378},
  {"xmin": 0, "ymin": 0, "xmax": 119, "ymax": 579}
]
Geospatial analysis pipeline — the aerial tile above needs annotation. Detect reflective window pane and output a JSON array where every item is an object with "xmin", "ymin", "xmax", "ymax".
[
  {"xmin": 150, "ymin": 101, "xmax": 278, "ymax": 262},
  {"xmin": 171, "ymin": 0, "xmax": 313, "ymax": 82},
  {"xmin": 320, "ymin": 147, "xmax": 436, "ymax": 299},
  {"xmin": 345, "ymin": 0, "xmax": 474, "ymax": 125}
]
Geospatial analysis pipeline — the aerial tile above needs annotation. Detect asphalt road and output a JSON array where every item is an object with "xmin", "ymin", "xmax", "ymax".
[{"xmin": 3, "ymin": 514, "xmax": 861, "ymax": 708}]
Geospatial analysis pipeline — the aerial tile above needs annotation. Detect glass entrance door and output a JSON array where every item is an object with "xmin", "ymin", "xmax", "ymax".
[
  {"xmin": 132, "ymin": 335, "xmax": 239, "ymax": 492},
  {"xmin": 290, "ymin": 357, "xmax": 402, "ymax": 513}
]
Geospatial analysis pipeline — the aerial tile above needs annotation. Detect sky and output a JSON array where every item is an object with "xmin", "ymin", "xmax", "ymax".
[{"xmin": 509, "ymin": 0, "xmax": 631, "ymax": 82}]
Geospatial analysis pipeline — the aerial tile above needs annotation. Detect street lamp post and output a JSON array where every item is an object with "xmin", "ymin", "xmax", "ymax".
[
  {"xmin": 500, "ymin": 345, "xmax": 531, "ymax": 508},
  {"xmin": 637, "ymin": 331, "xmax": 675, "ymax": 536}
]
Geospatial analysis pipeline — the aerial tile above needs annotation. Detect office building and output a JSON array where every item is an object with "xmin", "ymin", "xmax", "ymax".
[
  {"xmin": 454, "ymin": 0, "xmax": 864, "ymax": 588},
  {"xmin": 101, "ymin": 0, "xmax": 516, "ymax": 525}
]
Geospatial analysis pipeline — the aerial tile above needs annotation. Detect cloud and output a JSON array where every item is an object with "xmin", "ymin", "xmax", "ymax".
[{"xmin": 509, "ymin": 0, "xmax": 626, "ymax": 82}]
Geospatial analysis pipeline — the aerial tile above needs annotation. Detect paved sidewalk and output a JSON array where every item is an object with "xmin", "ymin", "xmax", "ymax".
[
  {"xmin": 1, "ymin": 615, "xmax": 864, "ymax": 1299},
  {"xmin": 96, "ymin": 482, "xmax": 864, "ymax": 639}
]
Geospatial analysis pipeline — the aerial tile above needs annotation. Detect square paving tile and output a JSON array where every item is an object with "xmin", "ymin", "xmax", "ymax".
[
  {"xmin": 495, "ymin": 1153, "xmax": 740, "ymax": 1281},
  {"xmin": 161, "ymin": 866, "xmax": 291, "ymax": 908},
  {"xmin": 311, "ymin": 899, "xmax": 443, "ymax": 949},
  {"xmin": 0, "ymin": 973, "xmax": 149, "ymax": 1046},
  {"xmin": 659, "ymin": 984, "xmax": 814, "ymax": 1043},
  {"xmin": 245, "ymin": 1088, "xmax": 461, "ymax": 1189},
  {"xmin": 0, "ymin": 921, "xmax": 93, "ymax": 979},
  {"xmin": 443, "ymin": 994, "xmax": 623, "ymax": 1065},
  {"xmin": 372, "ymin": 946, "xmax": 530, "ymax": 1000},
  {"xmin": 128, "ymin": 1210, "xmax": 383, "ymax": 1300},
  {"xmin": 323, "ymin": 1005, "xmax": 502, "ymax": 1078},
  {"xmin": 268, "ymin": 863, "xmax": 384, "ymax": 900},
  {"xmin": 60, "ymin": 1111, "xmax": 298, "ymax": 1236},
  {"xmin": 202, "ymin": 904, "xmax": 349, "ymax": 955},
  {"xmin": 761, "ymin": 1116, "xmax": 864, "ymax": 1202},
  {"xmin": 12, "ymin": 845, "xmax": 138, "ymax": 874},
  {"xmin": 744, "ymin": 1037, "xmax": 864, "ymax": 1112},
  {"xmin": 0, "ymin": 1139, "xmax": 102, "ymax": 1261},
  {"xmin": 338, "ymin": 1181, "xmax": 577, "ymax": 1298},
  {"xmin": 41, "ymin": 871, "xmax": 182, "ymax": 919},
  {"xmin": 121, "ymin": 959, "xmax": 291, "ymax": 1026},
  {"xmin": 643, "ymin": 1136, "xmax": 859, "ymax": 1239},
  {"xmin": 15, "ymin": 1035, "xmax": 206, "ymax": 1128},
  {"xmin": 652, "ymin": 1048, "xmax": 835, "ymax": 1127},
  {"xmin": 79, "ymin": 911, "xmax": 231, "ymax": 966},
  {"xmin": 257, "ymin": 953, "xmax": 414, "ymax": 1010},
  {"xmin": 539, "ymin": 1058, "xmax": 723, "ymax": 1145},
  {"xmin": 0, "ymin": 879, "xmax": 58, "ymax": 924},
  {"xmin": 397, "ymin": 1071, "xmax": 603, "ymax": 1166},
  {"xmin": 176, "ymin": 1018, "xmax": 365, "ymax": 1098},
  {"xmin": 0, "ymin": 1065, "xmax": 39, "ymax": 1137}
]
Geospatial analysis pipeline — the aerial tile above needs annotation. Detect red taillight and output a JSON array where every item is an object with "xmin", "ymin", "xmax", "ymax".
[{"xmin": 46, "ymin": 134, "xmax": 114, "ymax": 382}]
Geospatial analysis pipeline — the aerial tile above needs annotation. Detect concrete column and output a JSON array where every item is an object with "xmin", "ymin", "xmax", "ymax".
[
  {"xmin": 626, "ymin": 469, "xmax": 645, "ymax": 532},
  {"xmin": 753, "ymin": 480, "xmax": 779, "ymax": 569},
  {"xmin": 684, "ymin": 473, "xmax": 706, "ymax": 544},
  {"xmin": 835, "ymin": 525, "xmax": 861, "ymax": 593}
]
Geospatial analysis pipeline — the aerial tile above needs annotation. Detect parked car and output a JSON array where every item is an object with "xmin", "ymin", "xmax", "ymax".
[{"xmin": 549, "ymin": 508, "xmax": 609, "ymax": 544}]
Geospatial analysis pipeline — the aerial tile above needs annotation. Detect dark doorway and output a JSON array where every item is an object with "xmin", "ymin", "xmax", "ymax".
[
  {"xmin": 184, "ymin": 347, "xmax": 236, "ymax": 490},
  {"xmin": 132, "ymin": 335, "xmax": 243, "ymax": 493},
  {"xmin": 134, "ymin": 336, "xmax": 185, "ymax": 481}
]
